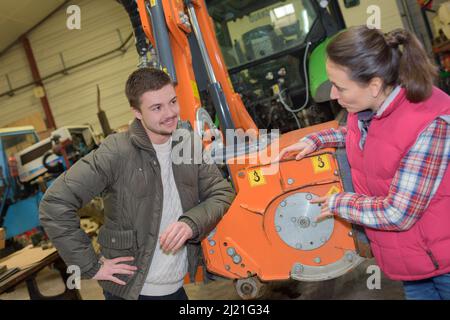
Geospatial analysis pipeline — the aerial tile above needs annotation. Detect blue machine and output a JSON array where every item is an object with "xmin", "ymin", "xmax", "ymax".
[
  {"xmin": 0, "ymin": 125, "xmax": 98, "ymax": 241},
  {"xmin": 0, "ymin": 126, "xmax": 43, "ymax": 239}
]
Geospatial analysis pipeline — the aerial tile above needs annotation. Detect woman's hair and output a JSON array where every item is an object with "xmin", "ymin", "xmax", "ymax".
[{"xmin": 326, "ymin": 26, "xmax": 438, "ymax": 102}]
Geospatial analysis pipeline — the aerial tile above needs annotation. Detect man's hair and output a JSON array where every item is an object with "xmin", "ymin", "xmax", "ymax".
[{"xmin": 125, "ymin": 68, "xmax": 172, "ymax": 110}]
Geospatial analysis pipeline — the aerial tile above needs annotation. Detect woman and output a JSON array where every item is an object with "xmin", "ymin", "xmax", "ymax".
[{"xmin": 278, "ymin": 26, "xmax": 450, "ymax": 300}]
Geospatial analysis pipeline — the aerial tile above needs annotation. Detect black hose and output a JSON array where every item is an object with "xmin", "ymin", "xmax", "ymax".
[{"xmin": 42, "ymin": 152, "xmax": 64, "ymax": 174}]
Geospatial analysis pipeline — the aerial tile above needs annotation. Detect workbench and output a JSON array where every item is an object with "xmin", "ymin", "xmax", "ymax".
[{"xmin": 0, "ymin": 245, "xmax": 82, "ymax": 300}]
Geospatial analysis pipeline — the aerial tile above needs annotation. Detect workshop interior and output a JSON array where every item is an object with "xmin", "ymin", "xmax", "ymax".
[{"xmin": 0, "ymin": 0, "xmax": 449, "ymax": 300}]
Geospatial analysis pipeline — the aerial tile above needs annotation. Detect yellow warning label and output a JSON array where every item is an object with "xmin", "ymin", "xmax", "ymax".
[
  {"xmin": 272, "ymin": 84, "xmax": 280, "ymax": 95},
  {"xmin": 327, "ymin": 186, "xmax": 341, "ymax": 195},
  {"xmin": 247, "ymin": 169, "xmax": 266, "ymax": 187},
  {"xmin": 311, "ymin": 155, "xmax": 331, "ymax": 174},
  {"xmin": 191, "ymin": 80, "xmax": 200, "ymax": 100},
  {"xmin": 150, "ymin": 0, "xmax": 156, "ymax": 7}
]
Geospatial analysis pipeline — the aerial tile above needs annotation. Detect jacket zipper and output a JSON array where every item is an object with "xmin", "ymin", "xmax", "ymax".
[
  {"xmin": 426, "ymin": 250, "xmax": 440, "ymax": 270},
  {"xmin": 134, "ymin": 166, "xmax": 164, "ymax": 297}
]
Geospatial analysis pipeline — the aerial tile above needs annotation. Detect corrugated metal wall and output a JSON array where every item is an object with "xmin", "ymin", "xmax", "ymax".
[
  {"xmin": 0, "ymin": 43, "xmax": 43, "ymax": 127},
  {"xmin": 0, "ymin": 0, "xmax": 138, "ymax": 133},
  {"xmin": 397, "ymin": 0, "xmax": 449, "ymax": 54},
  {"xmin": 0, "ymin": 0, "xmax": 419, "ymax": 134},
  {"xmin": 338, "ymin": 0, "xmax": 404, "ymax": 31}
]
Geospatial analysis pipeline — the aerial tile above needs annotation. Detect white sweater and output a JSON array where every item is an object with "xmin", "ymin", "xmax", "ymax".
[{"xmin": 140, "ymin": 138, "xmax": 187, "ymax": 296}]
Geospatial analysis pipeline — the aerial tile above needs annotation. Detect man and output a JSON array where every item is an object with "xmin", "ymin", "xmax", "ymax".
[{"xmin": 39, "ymin": 68, "xmax": 235, "ymax": 300}]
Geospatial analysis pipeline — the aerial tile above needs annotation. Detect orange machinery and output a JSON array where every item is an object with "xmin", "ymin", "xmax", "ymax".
[
  {"xmin": 126, "ymin": 0, "xmax": 367, "ymax": 299},
  {"xmin": 205, "ymin": 122, "xmax": 365, "ymax": 298}
]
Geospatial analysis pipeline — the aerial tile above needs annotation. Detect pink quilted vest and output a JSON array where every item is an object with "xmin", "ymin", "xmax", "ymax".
[{"xmin": 346, "ymin": 87, "xmax": 450, "ymax": 281}]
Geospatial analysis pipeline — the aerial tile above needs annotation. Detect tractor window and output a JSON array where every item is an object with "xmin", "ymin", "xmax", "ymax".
[
  {"xmin": 2, "ymin": 133, "xmax": 39, "ymax": 159},
  {"xmin": 207, "ymin": 0, "xmax": 317, "ymax": 68}
]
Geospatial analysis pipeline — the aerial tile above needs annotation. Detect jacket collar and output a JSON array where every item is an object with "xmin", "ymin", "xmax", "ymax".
[
  {"xmin": 129, "ymin": 118, "xmax": 156, "ymax": 152},
  {"xmin": 373, "ymin": 86, "xmax": 406, "ymax": 120}
]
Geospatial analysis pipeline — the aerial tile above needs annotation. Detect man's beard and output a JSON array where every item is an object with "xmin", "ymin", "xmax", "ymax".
[{"xmin": 142, "ymin": 118, "xmax": 175, "ymax": 136}]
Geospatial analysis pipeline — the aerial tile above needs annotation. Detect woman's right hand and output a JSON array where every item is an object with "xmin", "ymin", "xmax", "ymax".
[
  {"xmin": 275, "ymin": 139, "xmax": 318, "ymax": 162},
  {"xmin": 92, "ymin": 256, "xmax": 137, "ymax": 285}
]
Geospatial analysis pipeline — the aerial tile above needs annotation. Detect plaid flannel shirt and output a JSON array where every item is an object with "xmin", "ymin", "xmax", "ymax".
[{"xmin": 301, "ymin": 117, "xmax": 450, "ymax": 231}]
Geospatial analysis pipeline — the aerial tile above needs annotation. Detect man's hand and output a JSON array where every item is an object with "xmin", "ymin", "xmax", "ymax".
[
  {"xmin": 159, "ymin": 222, "xmax": 193, "ymax": 253},
  {"xmin": 310, "ymin": 195, "xmax": 335, "ymax": 222},
  {"xmin": 274, "ymin": 140, "xmax": 317, "ymax": 162},
  {"xmin": 92, "ymin": 256, "xmax": 137, "ymax": 285}
]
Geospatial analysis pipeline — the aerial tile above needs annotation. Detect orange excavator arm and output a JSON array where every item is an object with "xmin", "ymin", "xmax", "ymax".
[{"xmin": 135, "ymin": 0, "xmax": 257, "ymax": 138}]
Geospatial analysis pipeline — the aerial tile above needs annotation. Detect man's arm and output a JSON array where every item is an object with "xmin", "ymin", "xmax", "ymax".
[
  {"xmin": 179, "ymin": 163, "xmax": 236, "ymax": 243},
  {"xmin": 39, "ymin": 136, "xmax": 120, "ymax": 278}
]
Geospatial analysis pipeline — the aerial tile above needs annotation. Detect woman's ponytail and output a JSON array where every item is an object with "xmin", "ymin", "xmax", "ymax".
[{"xmin": 385, "ymin": 29, "xmax": 438, "ymax": 102}]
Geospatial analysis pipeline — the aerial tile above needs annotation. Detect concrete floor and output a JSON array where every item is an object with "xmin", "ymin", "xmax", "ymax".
[{"xmin": 0, "ymin": 258, "xmax": 404, "ymax": 300}]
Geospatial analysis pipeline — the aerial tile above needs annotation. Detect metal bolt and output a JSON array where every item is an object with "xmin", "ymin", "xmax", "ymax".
[
  {"xmin": 348, "ymin": 231, "xmax": 353, "ymax": 237},
  {"xmin": 226, "ymin": 247, "xmax": 236, "ymax": 256},
  {"xmin": 287, "ymin": 178, "xmax": 294, "ymax": 185},
  {"xmin": 295, "ymin": 243, "xmax": 302, "ymax": 249},
  {"xmin": 314, "ymin": 257, "xmax": 322, "ymax": 264},
  {"xmin": 293, "ymin": 263, "xmax": 303, "ymax": 273},
  {"xmin": 209, "ymin": 250, "xmax": 214, "ymax": 254},
  {"xmin": 225, "ymin": 265, "xmax": 230, "ymax": 271},
  {"xmin": 280, "ymin": 201, "xmax": 287, "ymax": 207},
  {"xmin": 346, "ymin": 252, "xmax": 354, "ymax": 262},
  {"xmin": 334, "ymin": 170, "xmax": 339, "ymax": 176},
  {"xmin": 291, "ymin": 217, "xmax": 297, "ymax": 223},
  {"xmin": 276, "ymin": 226, "xmax": 281, "ymax": 232},
  {"xmin": 306, "ymin": 193, "xmax": 313, "ymax": 200},
  {"xmin": 240, "ymin": 283, "xmax": 254, "ymax": 295},
  {"xmin": 233, "ymin": 255, "xmax": 242, "ymax": 264},
  {"xmin": 207, "ymin": 228, "xmax": 216, "ymax": 240},
  {"xmin": 298, "ymin": 217, "xmax": 310, "ymax": 228},
  {"xmin": 320, "ymin": 236, "xmax": 327, "ymax": 243},
  {"xmin": 209, "ymin": 240, "xmax": 216, "ymax": 246},
  {"xmin": 238, "ymin": 172, "xmax": 245, "ymax": 178}
]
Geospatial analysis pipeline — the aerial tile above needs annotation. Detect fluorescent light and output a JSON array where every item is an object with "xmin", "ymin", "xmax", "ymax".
[
  {"xmin": 273, "ymin": 3, "xmax": 295, "ymax": 19},
  {"xmin": 302, "ymin": 9, "xmax": 309, "ymax": 31}
]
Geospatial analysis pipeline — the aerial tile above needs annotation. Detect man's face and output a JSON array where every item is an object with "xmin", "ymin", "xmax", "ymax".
[
  {"xmin": 326, "ymin": 59, "xmax": 379, "ymax": 113},
  {"xmin": 133, "ymin": 84, "xmax": 180, "ymax": 142}
]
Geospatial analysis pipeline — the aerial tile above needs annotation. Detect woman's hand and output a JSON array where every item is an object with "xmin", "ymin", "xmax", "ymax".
[
  {"xmin": 274, "ymin": 140, "xmax": 317, "ymax": 162},
  {"xmin": 310, "ymin": 195, "xmax": 335, "ymax": 222}
]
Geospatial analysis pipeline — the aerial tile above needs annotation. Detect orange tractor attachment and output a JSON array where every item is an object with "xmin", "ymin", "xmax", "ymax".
[{"xmin": 202, "ymin": 121, "xmax": 364, "ymax": 298}]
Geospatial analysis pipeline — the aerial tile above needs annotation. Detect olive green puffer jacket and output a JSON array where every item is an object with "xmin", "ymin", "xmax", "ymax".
[{"xmin": 39, "ymin": 119, "xmax": 235, "ymax": 300}]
